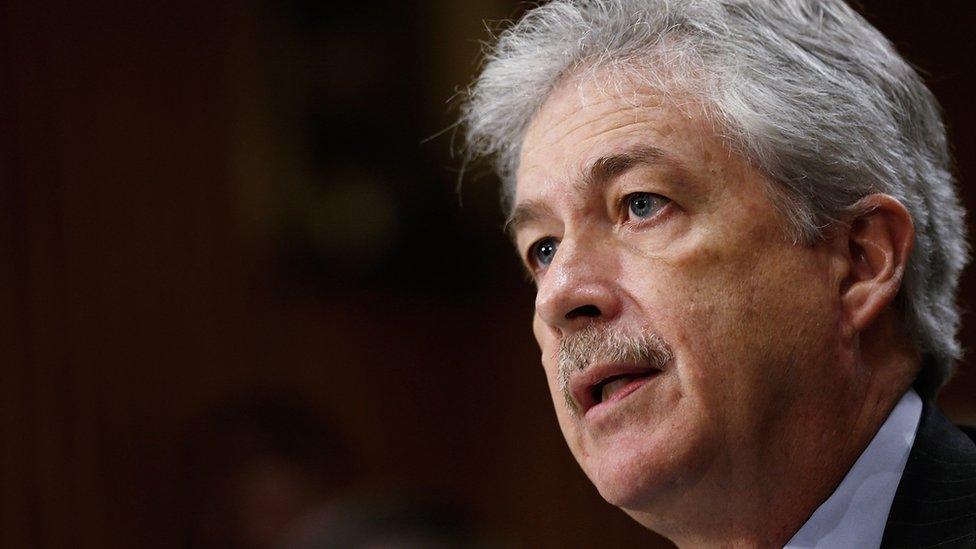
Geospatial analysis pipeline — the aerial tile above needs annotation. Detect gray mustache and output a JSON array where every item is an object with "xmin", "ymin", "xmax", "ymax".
[{"xmin": 557, "ymin": 324, "xmax": 674, "ymax": 414}]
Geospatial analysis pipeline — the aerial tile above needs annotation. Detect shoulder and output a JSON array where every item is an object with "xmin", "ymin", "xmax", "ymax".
[
  {"xmin": 881, "ymin": 402, "xmax": 976, "ymax": 549},
  {"xmin": 959, "ymin": 424, "xmax": 976, "ymax": 444}
]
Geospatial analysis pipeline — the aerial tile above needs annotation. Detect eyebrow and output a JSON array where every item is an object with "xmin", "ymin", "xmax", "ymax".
[
  {"xmin": 581, "ymin": 144, "xmax": 667, "ymax": 192},
  {"xmin": 504, "ymin": 199, "xmax": 556, "ymax": 240},
  {"xmin": 504, "ymin": 144, "xmax": 672, "ymax": 240}
]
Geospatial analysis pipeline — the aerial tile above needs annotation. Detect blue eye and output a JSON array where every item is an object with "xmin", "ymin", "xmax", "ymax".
[
  {"xmin": 627, "ymin": 192, "xmax": 667, "ymax": 218},
  {"xmin": 532, "ymin": 237, "xmax": 559, "ymax": 267}
]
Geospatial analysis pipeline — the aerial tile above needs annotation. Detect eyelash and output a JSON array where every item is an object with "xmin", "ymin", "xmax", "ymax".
[
  {"xmin": 618, "ymin": 192, "xmax": 670, "ymax": 224},
  {"xmin": 523, "ymin": 192, "xmax": 672, "ymax": 273},
  {"xmin": 525, "ymin": 237, "xmax": 556, "ymax": 272}
]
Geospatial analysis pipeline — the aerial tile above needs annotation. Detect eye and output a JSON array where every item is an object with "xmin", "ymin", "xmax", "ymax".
[
  {"xmin": 530, "ymin": 237, "xmax": 559, "ymax": 268},
  {"xmin": 625, "ymin": 192, "xmax": 669, "ymax": 220}
]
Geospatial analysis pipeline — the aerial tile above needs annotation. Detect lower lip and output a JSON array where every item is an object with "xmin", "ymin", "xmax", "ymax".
[{"xmin": 585, "ymin": 372, "xmax": 660, "ymax": 421}]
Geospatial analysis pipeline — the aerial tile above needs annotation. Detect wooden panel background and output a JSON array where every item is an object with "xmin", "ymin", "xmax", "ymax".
[{"xmin": 0, "ymin": 1, "xmax": 972, "ymax": 548}]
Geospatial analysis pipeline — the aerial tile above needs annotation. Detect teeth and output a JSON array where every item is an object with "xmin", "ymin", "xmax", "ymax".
[{"xmin": 601, "ymin": 376, "xmax": 635, "ymax": 403}]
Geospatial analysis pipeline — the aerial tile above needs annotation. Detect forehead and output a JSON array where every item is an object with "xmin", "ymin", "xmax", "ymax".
[{"xmin": 515, "ymin": 74, "xmax": 717, "ymax": 203}]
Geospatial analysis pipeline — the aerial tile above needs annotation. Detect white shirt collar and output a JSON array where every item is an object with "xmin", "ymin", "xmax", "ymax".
[{"xmin": 784, "ymin": 389, "xmax": 923, "ymax": 549}]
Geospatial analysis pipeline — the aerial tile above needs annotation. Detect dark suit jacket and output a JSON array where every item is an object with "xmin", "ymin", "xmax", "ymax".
[{"xmin": 880, "ymin": 401, "xmax": 976, "ymax": 548}]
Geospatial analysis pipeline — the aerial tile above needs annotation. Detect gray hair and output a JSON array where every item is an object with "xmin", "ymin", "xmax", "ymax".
[
  {"xmin": 558, "ymin": 324, "xmax": 674, "ymax": 414},
  {"xmin": 460, "ymin": 0, "xmax": 968, "ymax": 398}
]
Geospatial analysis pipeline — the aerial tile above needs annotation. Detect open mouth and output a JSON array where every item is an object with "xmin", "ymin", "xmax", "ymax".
[
  {"xmin": 591, "ymin": 372, "xmax": 657, "ymax": 405},
  {"xmin": 572, "ymin": 365, "xmax": 662, "ymax": 414}
]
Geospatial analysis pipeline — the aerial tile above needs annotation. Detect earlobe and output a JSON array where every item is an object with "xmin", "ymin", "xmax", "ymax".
[{"xmin": 840, "ymin": 195, "xmax": 914, "ymax": 332}]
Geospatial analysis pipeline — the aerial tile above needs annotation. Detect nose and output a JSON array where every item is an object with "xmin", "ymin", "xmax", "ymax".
[{"xmin": 534, "ymin": 237, "xmax": 621, "ymax": 336}]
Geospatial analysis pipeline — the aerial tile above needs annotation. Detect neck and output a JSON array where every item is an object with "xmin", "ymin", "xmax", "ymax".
[{"xmin": 628, "ymin": 320, "xmax": 919, "ymax": 548}]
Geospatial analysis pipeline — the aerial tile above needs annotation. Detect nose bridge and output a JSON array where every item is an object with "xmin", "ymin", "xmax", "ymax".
[
  {"xmin": 550, "ymin": 230, "xmax": 608, "ymax": 285},
  {"xmin": 535, "ymin": 228, "xmax": 620, "ymax": 332}
]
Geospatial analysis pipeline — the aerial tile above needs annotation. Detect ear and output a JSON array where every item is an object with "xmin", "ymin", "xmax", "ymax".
[{"xmin": 839, "ymin": 194, "xmax": 914, "ymax": 332}]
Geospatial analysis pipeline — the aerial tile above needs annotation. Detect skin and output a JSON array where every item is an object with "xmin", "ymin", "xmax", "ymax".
[{"xmin": 511, "ymin": 72, "xmax": 920, "ymax": 548}]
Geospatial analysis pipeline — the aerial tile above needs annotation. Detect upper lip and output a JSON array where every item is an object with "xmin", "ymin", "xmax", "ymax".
[{"xmin": 569, "ymin": 361, "xmax": 662, "ymax": 414}]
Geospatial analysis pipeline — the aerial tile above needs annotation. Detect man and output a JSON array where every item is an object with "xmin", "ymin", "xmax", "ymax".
[{"xmin": 460, "ymin": 1, "xmax": 975, "ymax": 547}]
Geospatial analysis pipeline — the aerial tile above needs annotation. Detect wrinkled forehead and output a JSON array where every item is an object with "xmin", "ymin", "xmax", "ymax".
[
  {"xmin": 510, "ymin": 60, "xmax": 712, "ymax": 186},
  {"xmin": 513, "ymin": 70, "xmax": 718, "ymax": 206}
]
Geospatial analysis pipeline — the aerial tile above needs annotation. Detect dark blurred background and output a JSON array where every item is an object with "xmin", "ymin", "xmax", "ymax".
[{"xmin": 0, "ymin": 1, "xmax": 973, "ymax": 547}]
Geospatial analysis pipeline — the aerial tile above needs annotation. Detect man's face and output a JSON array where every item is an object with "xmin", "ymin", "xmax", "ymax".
[{"xmin": 511, "ymin": 75, "xmax": 852, "ymax": 514}]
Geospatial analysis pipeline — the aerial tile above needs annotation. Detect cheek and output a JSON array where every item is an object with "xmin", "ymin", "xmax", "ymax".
[
  {"xmin": 627, "ymin": 232, "xmax": 839, "ymax": 425},
  {"xmin": 532, "ymin": 312, "xmax": 559, "ymax": 395},
  {"xmin": 532, "ymin": 312, "xmax": 548, "ymax": 348},
  {"xmin": 533, "ymin": 312, "xmax": 587, "ymax": 455}
]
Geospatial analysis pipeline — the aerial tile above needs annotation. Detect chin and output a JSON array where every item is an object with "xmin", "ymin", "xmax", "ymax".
[
  {"xmin": 581, "ymin": 420, "xmax": 715, "ymax": 512},
  {"xmin": 587, "ymin": 448, "xmax": 670, "ymax": 509}
]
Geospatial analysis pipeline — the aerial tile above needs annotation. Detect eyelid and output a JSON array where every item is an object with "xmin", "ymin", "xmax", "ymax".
[
  {"xmin": 523, "ymin": 237, "xmax": 544, "ymax": 271},
  {"xmin": 524, "ymin": 236, "xmax": 556, "ymax": 274},
  {"xmin": 619, "ymin": 192, "xmax": 671, "ymax": 224}
]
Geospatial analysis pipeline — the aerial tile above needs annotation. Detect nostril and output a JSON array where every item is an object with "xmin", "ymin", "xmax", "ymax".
[{"xmin": 566, "ymin": 304, "xmax": 601, "ymax": 320}]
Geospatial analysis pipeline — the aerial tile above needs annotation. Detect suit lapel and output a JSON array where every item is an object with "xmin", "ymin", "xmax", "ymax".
[{"xmin": 880, "ymin": 401, "xmax": 976, "ymax": 548}]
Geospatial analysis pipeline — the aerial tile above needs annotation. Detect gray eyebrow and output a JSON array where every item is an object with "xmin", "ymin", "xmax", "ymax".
[
  {"xmin": 504, "ymin": 199, "xmax": 556, "ymax": 241},
  {"xmin": 580, "ymin": 144, "xmax": 667, "ymax": 193}
]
